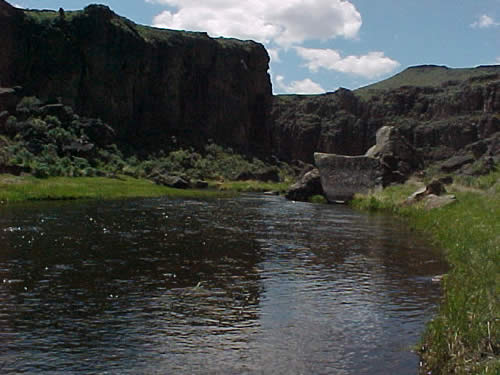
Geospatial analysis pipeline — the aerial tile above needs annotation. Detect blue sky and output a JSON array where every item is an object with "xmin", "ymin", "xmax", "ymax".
[{"xmin": 10, "ymin": 0, "xmax": 500, "ymax": 94}]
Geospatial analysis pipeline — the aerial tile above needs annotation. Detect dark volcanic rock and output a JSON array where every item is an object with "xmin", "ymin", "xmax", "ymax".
[
  {"xmin": 271, "ymin": 66, "xmax": 500, "ymax": 167},
  {"xmin": 271, "ymin": 89, "xmax": 372, "ymax": 164},
  {"xmin": 285, "ymin": 167, "xmax": 323, "ymax": 202},
  {"xmin": 152, "ymin": 174, "xmax": 190, "ymax": 189},
  {"xmin": 440, "ymin": 154, "xmax": 475, "ymax": 173},
  {"xmin": 0, "ymin": 1, "xmax": 273, "ymax": 156},
  {"xmin": 0, "ymin": 87, "xmax": 20, "ymax": 113},
  {"xmin": 235, "ymin": 167, "xmax": 280, "ymax": 182}
]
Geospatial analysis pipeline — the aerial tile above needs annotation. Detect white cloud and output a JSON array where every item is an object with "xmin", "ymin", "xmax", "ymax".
[
  {"xmin": 276, "ymin": 75, "xmax": 325, "ymax": 94},
  {"xmin": 295, "ymin": 47, "xmax": 400, "ymax": 78},
  {"xmin": 13, "ymin": 3, "xmax": 25, "ymax": 8},
  {"xmin": 147, "ymin": 0, "xmax": 362, "ymax": 47},
  {"xmin": 496, "ymin": 57, "xmax": 500, "ymax": 64},
  {"xmin": 267, "ymin": 48, "xmax": 281, "ymax": 63},
  {"xmin": 471, "ymin": 14, "xmax": 499, "ymax": 28}
]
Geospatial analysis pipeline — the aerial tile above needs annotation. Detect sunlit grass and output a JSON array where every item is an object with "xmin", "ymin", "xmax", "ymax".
[
  {"xmin": 210, "ymin": 179, "xmax": 290, "ymax": 193},
  {"xmin": 0, "ymin": 175, "xmax": 233, "ymax": 203},
  {"xmin": 351, "ymin": 172, "xmax": 499, "ymax": 374}
]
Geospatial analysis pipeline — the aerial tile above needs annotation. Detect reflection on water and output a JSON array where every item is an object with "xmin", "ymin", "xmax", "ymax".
[{"xmin": 0, "ymin": 194, "xmax": 446, "ymax": 374}]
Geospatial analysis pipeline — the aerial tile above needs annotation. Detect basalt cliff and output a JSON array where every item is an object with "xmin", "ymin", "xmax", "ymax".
[
  {"xmin": 0, "ymin": 0, "xmax": 272, "ymax": 156},
  {"xmin": 1, "ymin": 0, "xmax": 499, "ymax": 176},
  {"xmin": 272, "ymin": 65, "xmax": 500, "ymax": 171}
]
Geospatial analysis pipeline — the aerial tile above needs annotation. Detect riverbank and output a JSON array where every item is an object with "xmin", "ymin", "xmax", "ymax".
[
  {"xmin": 351, "ymin": 171, "xmax": 499, "ymax": 374},
  {"xmin": 0, "ymin": 174, "xmax": 288, "ymax": 203}
]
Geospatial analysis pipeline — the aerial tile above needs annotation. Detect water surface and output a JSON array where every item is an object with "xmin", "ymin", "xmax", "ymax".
[{"xmin": 0, "ymin": 194, "xmax": 447, "ymax": 374}]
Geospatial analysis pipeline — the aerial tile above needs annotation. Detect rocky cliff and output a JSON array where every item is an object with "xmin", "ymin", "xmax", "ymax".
[
  {"xmin": 272, "ymin": 65, "xmax": 500, "ymax": 170},
  {"xmin": 0, "ymin": 1, "xmax": 272, "ymax": 155}
]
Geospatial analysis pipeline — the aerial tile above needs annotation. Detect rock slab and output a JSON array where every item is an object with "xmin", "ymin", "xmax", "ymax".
[{"xmin": 314, "ymin": 153, "xmax": 382, "ymax": 202}]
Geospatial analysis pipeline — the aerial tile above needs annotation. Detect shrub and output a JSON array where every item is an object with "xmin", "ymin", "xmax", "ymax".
[
  {"xmin": 32, "ymin": 162, "xmax": 51, "ymax": 178},
  {"xmin": 16, "ymin": 97, "xmax": 42, "ymax": 116}
]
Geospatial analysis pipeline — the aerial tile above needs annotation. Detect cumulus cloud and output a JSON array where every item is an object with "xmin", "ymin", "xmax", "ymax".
[
  {"xmin": 295, "ymin": 47, "xmax": 400, "ymax": 78},
  {"xmin": 471, "ymin": 14, "xmax": 499, "ymax": 28},
  {"xmin": 147, "ymin": 0, "xmax": 362, "ymax": 46},
  {"xmin": 267, "ymin": 48, "xmax": 282, "ymax": 63},
  {"xmin": 276, "ymin": 75, "xmax": 325, "ymax": 94}
]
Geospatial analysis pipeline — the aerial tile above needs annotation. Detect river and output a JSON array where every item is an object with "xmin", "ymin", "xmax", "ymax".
[{"xmin": 0, "ymin": 194, "xmax": 447, "ymax": 374}]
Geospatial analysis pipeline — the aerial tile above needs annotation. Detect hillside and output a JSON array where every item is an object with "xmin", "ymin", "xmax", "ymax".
[{"xmin": 355, "ymin": 64, "xmax": 500, "ymax": 99}]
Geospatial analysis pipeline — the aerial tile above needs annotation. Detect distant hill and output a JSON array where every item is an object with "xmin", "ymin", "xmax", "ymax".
[{"xmin": 355, "ymin": 65, "xmax": 500, "ymax": 100}]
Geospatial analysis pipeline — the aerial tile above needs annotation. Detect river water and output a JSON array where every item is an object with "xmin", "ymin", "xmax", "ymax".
[{"xmin": 0, "ymin": 194, "xmax": 447, "ymax": 374}]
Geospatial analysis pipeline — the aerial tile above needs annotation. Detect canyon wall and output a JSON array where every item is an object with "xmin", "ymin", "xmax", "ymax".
[
  {"xmin": 1, "ymin": 0, "xmax": 499, "ymax": 169},
  {"xmin": 0, "ymin": 1, "xmax": 273, "ymax": 155},
  {"xmin": 271, "ymin": 66, "xmax": 500, "ymax": 165}
]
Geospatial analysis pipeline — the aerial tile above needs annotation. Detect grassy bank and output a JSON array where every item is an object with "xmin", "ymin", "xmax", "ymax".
[
  {"xmin": 0, "ymin": 174, "xmax": 243, "ymax": 203},
  {"xmin": 212, "ymin": 179, "xmax": 290, "ymax": 193},
  {"xmin": 351, "ymin": 172, "xmax": 499, "ymax": 374}
]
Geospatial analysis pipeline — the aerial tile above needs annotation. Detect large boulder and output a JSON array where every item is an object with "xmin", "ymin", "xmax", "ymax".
[
  {"xmin": 313, "ymin": 126, "xmax": 422, "ymax": 202},
  {"xmin": 404, "ymin": 179, "xmax": 456, "ymax": 210},
  {"xmin": 365, "ymin": 125, "xmax": 423, "ymax": 184},
  {"xmin": 314, "ymin": 153, "xmax": 383, "ymax": 202},
  {"xmin": 285, "ymin": 167, "xmax": 323, "ymax": 202}
]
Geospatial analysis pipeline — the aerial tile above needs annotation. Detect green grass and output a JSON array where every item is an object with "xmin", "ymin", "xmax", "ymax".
[
  {"xmin": 351, "ymin": 174, "xmax": 499, "ymax": 374},
  {"xmin": 0, "ymin": 175, "xmax": 233, "ymax": 203},
  {"xmin": 24, "ymin": 9, "xmax": 82, "ymax": 23},
  {"xmin": 209, "ymin": 179, "xmax": 290, "ymax": 193},
  {"xmin": 354, "ymin": 65, "xmax": 500, "ymax": 100}
]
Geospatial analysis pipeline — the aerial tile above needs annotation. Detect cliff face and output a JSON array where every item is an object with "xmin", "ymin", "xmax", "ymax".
[
  {"xmin": 272, "ymin": 66, "xmax": 500, "ymax": 165},
  {"xmin": 2, "ymin": 0, "xmax": 498, "ymax": 170},
  {"xmin": 0, "ymin": 1, "xmax": 272, "ymax": 155}
]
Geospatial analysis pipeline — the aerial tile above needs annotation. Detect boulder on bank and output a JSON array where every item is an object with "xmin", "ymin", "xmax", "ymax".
[
  {"xmin": 311, "ymin": 126, "xmax": 423, "ymax": 203},
  {"xmin": 285, "ymin": 167, "xmax": 323, "ymax": 202},
  {"xmin": 151, "ymin": 174, "xmax": 190, "ymax": 189},
  {"xmin": 404, "ymin": 179, "xmax": 456, "ymax": 210},
  {"xmin": 365, "ymin": 126, "xmax": 423, "ymax": 185},
  {"xmin": 314, "ymin": 153, "xmax": 383, "ymax": 202}
]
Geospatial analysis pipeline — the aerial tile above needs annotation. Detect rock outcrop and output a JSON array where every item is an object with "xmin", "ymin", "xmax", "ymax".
[
  {"xmin": 404, "ymin": 179, "xmax": 456, "ymax": 210},
  {"xmin": 2, "ymin": 0, "xmax": 499, "ymax": 175},
  {"xmin": 311, "ymin": 126, "xmax": 423, "ymax": 203},
  {"xmin": 365, "ymin": 126, "xmax": 422, "ymax": 184},
  {"xmin": 285, "ymin": 167, "xmax": 323, "ymax": 202},
  {"xmin": 0, "ymin": 1, "xmax": 273, "ymax": 156},
  {"xmin": 272, "ymin": 65, "xmax": 500, "ymax": 170}
]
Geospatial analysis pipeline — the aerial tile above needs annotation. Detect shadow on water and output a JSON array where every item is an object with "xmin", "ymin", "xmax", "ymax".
[{"xmin": 0, "ymin": 194, "xmax": 447, "ymax": 374}]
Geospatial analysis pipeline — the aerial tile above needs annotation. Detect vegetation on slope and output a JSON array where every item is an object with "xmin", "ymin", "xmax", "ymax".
[
  {"xmin": 351, "ymin": 171, "xmax": 499, "ymax": 374},
  {"xmin": 0, "ymin": 95, "xmax": 293, "ymax": 202},
  {"xmin": 355, "ymin": 64, "xmax": 500, "ymax": 100}
]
